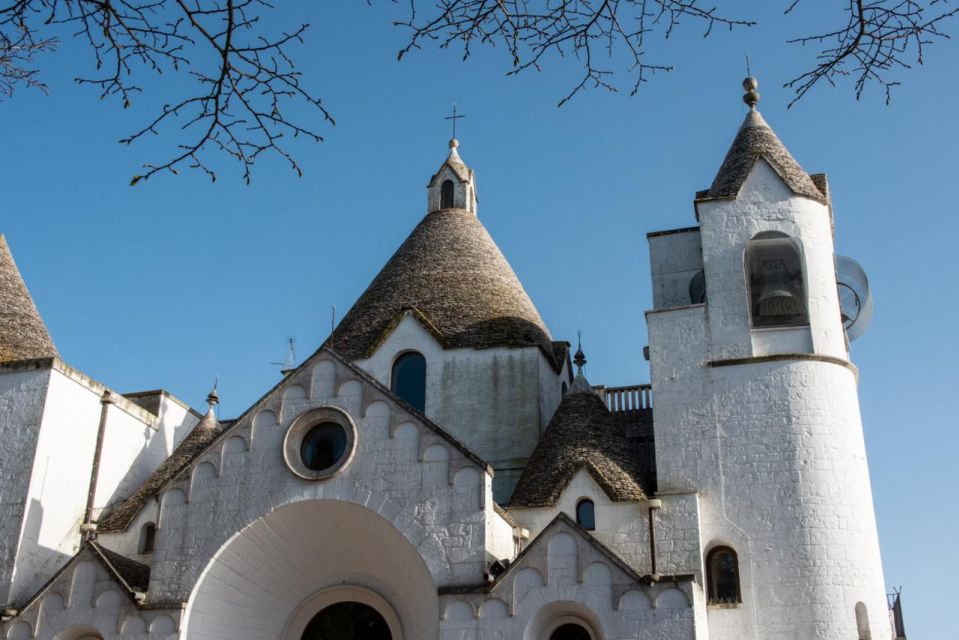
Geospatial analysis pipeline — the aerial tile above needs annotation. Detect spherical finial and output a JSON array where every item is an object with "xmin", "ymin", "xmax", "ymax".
[
  {"xmin": 449, "ymin": 138, "xmax": 459, "ymax": 149},
  {"xmin": 207, "ymin": 385, "xmax": 219, "ymax": 408},
  {"xmin": 742, "ymin": 76, "xmax": 760, "ymax": 108}
]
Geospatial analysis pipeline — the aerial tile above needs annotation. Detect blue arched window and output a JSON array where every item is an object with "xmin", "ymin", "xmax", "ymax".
[
  {"xmin": 576, "ymin": 498, "xmax": 595, "ymax": 531},
  {"xmin": 391, "ymin": 352, "xmax": 426, "ymax": 412}
]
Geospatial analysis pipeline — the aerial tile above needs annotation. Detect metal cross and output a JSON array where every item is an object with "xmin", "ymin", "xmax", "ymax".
[{"xmin": 445, "ymin": 103, "xmax": 466, "ymax": 138}]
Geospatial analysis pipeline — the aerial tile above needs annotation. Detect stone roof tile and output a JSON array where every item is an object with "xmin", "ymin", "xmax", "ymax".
[{"xmin": 0, "ymin": 234, "xmax": 58, "ymax": 363}]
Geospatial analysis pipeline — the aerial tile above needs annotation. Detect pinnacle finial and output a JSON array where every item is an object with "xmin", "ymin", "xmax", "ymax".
[
  {"xmin": 573, "ymin": 331, "xmax": 587, "ymax": 372},
  {"xmin": 743, "ymin": 76, "xmax": 760, "ymax": 108},
  {"xmin": 449, "ymin": 138, "xmax": 459, "ymax": 149},
  {"xmin": 206, "ymin": 379, "xmax": 219, "ymax": 408}
]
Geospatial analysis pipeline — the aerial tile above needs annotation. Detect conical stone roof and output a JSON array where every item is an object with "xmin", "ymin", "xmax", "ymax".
[
  {"xmin": 509, "ymin": 371, "xmax": 649, "ymax": 508},
  {"xmin": 705, "ymin": 109, "xmax": 828, "ymax": 205},
  {"xmin": 328, "ymin": 208, "xmax": 556, "ymax": 365},
  {"xmin": 0, "ymin": 234, "xmax": 58, "ymax": 363}
]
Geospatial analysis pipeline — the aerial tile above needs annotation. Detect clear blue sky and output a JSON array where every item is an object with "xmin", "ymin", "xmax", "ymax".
[{"xmin": 2, "ymin": 2, "xmax": 956, "ymax": 636}]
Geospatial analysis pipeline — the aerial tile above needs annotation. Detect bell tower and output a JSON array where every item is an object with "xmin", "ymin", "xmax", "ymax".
[
  {"xmin": 645, "ymin": 78, "xmax": 890, "ymax": 640},
  {"xmin": 427, "ymin": 139, "xmax": 478, "ymax": 215}
]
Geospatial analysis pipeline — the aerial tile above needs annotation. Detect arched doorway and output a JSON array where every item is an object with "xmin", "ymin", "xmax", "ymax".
[
  {"xmin": 301, "ymin": 602, "xmax": 391, "ymax": 640},
  {"xmin": 183, "ymin": 500, "xmax": 438, "ymax": 639}
]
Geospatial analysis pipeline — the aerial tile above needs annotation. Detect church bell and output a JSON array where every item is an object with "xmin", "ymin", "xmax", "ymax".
[{"xmin": 756, "ymin": 259, "xmax": 804, "ymax": 317}]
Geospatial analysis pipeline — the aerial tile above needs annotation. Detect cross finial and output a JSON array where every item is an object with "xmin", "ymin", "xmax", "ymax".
[{"xmin": 445, "ymin": 103, "xmax": 466, "ymax": 139}]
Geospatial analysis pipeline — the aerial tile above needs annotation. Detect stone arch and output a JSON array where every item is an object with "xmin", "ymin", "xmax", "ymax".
[
  {"xmin": 512, "ymin": 568, "xmax": 546, "ymax": 605},
  {"xmin": 523, "ymin": 601, "xmax": 603, "ymax": 640},
  {"xmin": 53, "ymin": 626, "xmax": 103, "ymax": 640},
  {"xmin": 655, "ymin": 587, "xmax": 689, "ymax": 609},
  {"xmin": 252, "ymin": 410, "xmax": 279, "ymax": 447},
  {"xmin": 479, "ymin": 598, "xmax": 509, "ymax": 619},
  {"xmin": 120, "ymin": 615, "xmax": 147, "ymax": 635},
  {"xmin": 221, "ymin": 435, "xmax": 247, "ymax": 467},
  {"xmin": 282, "ymin": 384, "xmax": 307, "ymax": 418},
  {"xmin": 443, "ymin": 600, "xmax": 475, "ymax": 621},
  {"xmin": 158, "ymin": 488, "xmax": 186, "ymax": 528},
  {"xmin": 148, "ymin": 615, "xmax": 176, "ymax": 635},
  {"xmin": 189, "ymin": 461, "xmax": 218, "ymax": 501},
  {"xmin": 547, "ymin": 533, "xmax": 578, "ymax": 585},
  {"xmin": 583, "ymin": 562, "xmax": 612, "ymax": 587},
  {"xmin": 855, "ymin": 601, "xmax": 871, "ymax": 640},
  {"xmin": 69, "ymin": 562, "xmax": 98, "ymax": 609},
  {"xmin": 94, "ymin": 590, "xmax": 122, "ymax": 609},
  {"xmin": 336, "ymin": 380, "xmax": 363, "ymax": 416},
  {"xmin": 311, "ymin": 359, "xmax": 337, "ymax": 400},
  {"xmin": 618, "ymin": 589, "xmax": 652, "ymax": 610},
  {"xmin": 182, "ymin": 499, "xmax": 439, "ymax": 639},
  {"xmin": 4, "ymin": 621, "xmax": 31, "ymax": 640}
]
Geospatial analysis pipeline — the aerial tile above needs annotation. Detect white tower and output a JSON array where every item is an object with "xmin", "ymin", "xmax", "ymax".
[{"xmin": 645, "ymin": 78, "xmax": 890, "ymax": 640}]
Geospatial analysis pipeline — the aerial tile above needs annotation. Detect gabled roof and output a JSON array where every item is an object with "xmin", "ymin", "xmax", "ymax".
[
  {"xmin": 702, "ymin": 109, "xmax": 829, "ymax": 205},
  {"xmin": 325, "ymin": 207, "xmax": 560, "ymax": 369},
  {"xmin": 429, "ymin": 143, "xmax": 472, "ymax": 185},
  {"xmin": 14, "ymin": 542, "xmax": 149, "ymax": 613},
  {"xmin": 96, "ymin": 346, "xmax": 492, "ymax": 532},
  {"xmin": 509, "ymin": 373, "xmax": 650, "ymax": 508},
  {"xmin": 97, "ymin": 408, "xmax": 221, "ymax": 533},
  {"xmin": 0, "ymin": 234, "xmax": 58, "ymax": 363}
]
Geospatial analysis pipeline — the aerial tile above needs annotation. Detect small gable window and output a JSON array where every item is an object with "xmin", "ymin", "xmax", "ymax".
[
  {"xmin": 391, "ymin": 351, "xmax": 427, "ymax": 412},
  {"xmin": 139, "ymin": 522, "xmax": 156, "ymax": 554},
  {"xmin": 576, "ymin": 499, "xmax": 595, "ymax": 531},
  {"xmin": 746, "ymin": 232, "xmax": 808, "ymax": 328},
  {"xmin": 706, "ymin": 546, "xmax": 742, "ymax": 604},
  {"xmin": 441, "ymin": 180, "xmax": 455, "ymax": 209}
]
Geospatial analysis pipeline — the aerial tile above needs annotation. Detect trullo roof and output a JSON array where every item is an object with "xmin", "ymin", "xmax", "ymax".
[{"xmin": 0, "ymin": 234, "xmax": 58, "ymax": 363}]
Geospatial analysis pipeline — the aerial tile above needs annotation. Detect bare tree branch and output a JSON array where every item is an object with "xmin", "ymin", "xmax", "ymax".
[
  {"xmin": 392, "ymin": 0, "xmax": 756, "ymax": 106},
  {"xmin": 784, "ymin": 0, "xmax": 957, "ymax": 106},
  {"xmin": 0, "ymin": 0, "xmax": 332, "ymax": 184}
]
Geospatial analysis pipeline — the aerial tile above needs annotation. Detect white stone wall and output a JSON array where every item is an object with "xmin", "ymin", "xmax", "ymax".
[
  {"xmin": 647, "ymin": 161, "xmax": 890, "ymax": 639},
  {"xmin": 128, "ymin": 351, "xmax": 507, "ymax": 634},
  {"xmin": 648, "ymin": 228, "xmax": 703, "ymax": 309},
  {"xmin": 0, "ymin": 364, "xmax": 52, "ymax": 606},
  {"xmin": 427, "ymin": 164, "xmax": 477, "ymax": 214},
  {"xmin": 509, "ymin": 471, "xmax": 702, "ymax": 578},
  {"xmin": 0, "ymin": 549, "xmax": 178, "ymax": 640},
  {"xmin": 438, "ymin": 518, "xmax": 701, "ymax": 639},
  {"xmin": 355, "ymin": 313, "xmax": 565, "ymax": 499}
]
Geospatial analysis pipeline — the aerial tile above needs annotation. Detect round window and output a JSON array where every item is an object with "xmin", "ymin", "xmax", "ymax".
[
  {"xmin": 300, "ymin": 422, "xmax": 348, "ymax": 471},
  {"xmin": 283, "ymin": 406, "xmax": 357, "ymax": 480}
]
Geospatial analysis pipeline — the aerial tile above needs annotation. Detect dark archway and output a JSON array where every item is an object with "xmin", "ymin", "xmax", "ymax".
[
  {"xmin": 301, "ymin": 602, "xmax": 392, "ymax": 640},
  {"xmin": 440, "ymin": 180, "xmax": 455, "ymax": 208},
  {"xmin": 550, "ymin": 623, "xmax": 592, "ymax": 640}
]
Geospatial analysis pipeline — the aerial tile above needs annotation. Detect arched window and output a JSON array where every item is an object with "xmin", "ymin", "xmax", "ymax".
[
  {"xmin": 575, "ymin": 499, "xmax": 595, "ymax": 531},
  {"xmin": 391, "ymin": 351, "xmax": 426, "ymax": 412},
  {"xmin": 441, "ymin": 180, "xmax": 455, "ymax": 209},
  {"xmin": 549, "ymin": 623, "xmax": 592, "ymax": 640},
  {"xmin": 706, "ymin": 546, "xmax": 741, "ymax": 604},
  {"xmin": 746, "ymin": 232, "xmax": 808, "ymax": 328},
  {"xmin": 689, "ymin": 269, "xmax": 707, "ymax": 304},
  {"xmin": 138, "ymin": 522, "xmax": 156, "ymax": 554},
  {"xmin": 855, "ymin": 602, "xmax": 871, "ymax": 640},
  {"xmin": 301, "ymin": 602, "xmax": 392, "ymax": 640}
]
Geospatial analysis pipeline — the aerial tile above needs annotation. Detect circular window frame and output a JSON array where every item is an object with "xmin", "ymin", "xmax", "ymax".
[{"xmin": 283, "ymin": 406, "xmax": 357, "ymax": 480}]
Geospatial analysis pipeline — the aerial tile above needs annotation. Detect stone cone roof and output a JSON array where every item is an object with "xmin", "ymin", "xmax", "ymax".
[
  {"xmin": 0, "ymin": 234, "xmax": 58, "ymax": 363},
  {"xmin": 509, "ymin": 371, "xmax": 649, "ymax": 508},
  {"xmin": 705, "ymin": 109, "xmax": 828, "ymax": 204},
  {"xmin": 327, "ymin": 208, "xmax": 557, "ymax": 366}
]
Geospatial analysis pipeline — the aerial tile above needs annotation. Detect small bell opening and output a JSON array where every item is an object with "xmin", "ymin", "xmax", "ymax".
[{"xmin": 747, "ymin": 234, "xmax": 808, "ymax": 328}]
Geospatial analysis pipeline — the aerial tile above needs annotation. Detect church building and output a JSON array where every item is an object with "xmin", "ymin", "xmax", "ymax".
[{"xmin": 0, "ymin": 79, "xmax": 898, "ymax": 639}]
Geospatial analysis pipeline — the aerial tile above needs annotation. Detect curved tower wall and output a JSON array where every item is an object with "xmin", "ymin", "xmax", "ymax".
[{"xmin": 648, "ymin": 157, "xmax": 890, "ymax": 639}]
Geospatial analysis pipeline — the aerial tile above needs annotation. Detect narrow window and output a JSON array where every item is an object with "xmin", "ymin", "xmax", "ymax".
[
  {"xmin": 139, "ymin": 522, "xmax": 157, "ymax": 554},
  {"xmin": 746, "ymin": 233, "xmax": 808, "ymax": 328},
  {"xmin": 855, "ymin": 602, "xmax": 871, "ymax": 640},
  {"xmin": 391, "ymin": 352, "xmax": 426, "ymax": 412},
  {"xmin": 440, "ymin": 180, "xmax": 455, "ymax": 209},
  {"xmin": 575, "ymin": 499, "xmax": 595, "ymax": 531},
  {"xmin": 689, "ymin": 269, "xmax": 707, "ymax": 304},
  {"xmin": 561, "ymin": 382, "xmax": 568, "ymax": 396},
  {"xmin": 706, "ymin": 546, "xmax": 741, "ymax": 604}
]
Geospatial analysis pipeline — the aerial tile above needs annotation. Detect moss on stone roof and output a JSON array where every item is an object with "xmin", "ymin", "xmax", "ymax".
[
  {"xmin": 326, "ymin": 208, "xmax": 559, "ymax": 368},
  {"xmin": 509, "ymin": 375, "xmax": 650, "ymax": 508}
]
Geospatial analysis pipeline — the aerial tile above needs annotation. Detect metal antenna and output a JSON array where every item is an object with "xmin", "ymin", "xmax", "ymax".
[
  {"xmin": 269, "ymin": 336, "xmax": 297, "ymax": 375},
  {"xmin": 444, "ymin": 103, "xmax": 466, "ymax": 139}
]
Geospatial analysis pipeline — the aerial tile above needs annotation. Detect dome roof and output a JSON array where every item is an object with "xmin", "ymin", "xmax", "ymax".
[
  {"xmin": 328, "ymin": 208, "xmax": 558, "ymax": 366},
  {"xmin": 0, "ymin": 234, "xmax": 58, "ymax": 363},
  {"xmin": 509, "ymin": 372, "xmax": 650, "ymax": 508}
]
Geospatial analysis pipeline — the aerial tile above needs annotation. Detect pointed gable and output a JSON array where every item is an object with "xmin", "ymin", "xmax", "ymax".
[
  {"xmin": 0, "ymin": 234, "xmax": 58, "ymax": 363},
  {"xmin": 703, "ymin": 109, "xmax": 828, "ymax": 205}
]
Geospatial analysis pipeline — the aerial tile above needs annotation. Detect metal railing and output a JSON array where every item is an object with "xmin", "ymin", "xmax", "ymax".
[{"xmin": 594, "ymin": 384, "xmax": 653, "ymax": 412}]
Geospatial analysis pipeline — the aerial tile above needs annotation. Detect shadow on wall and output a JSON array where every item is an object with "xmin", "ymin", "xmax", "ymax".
[{"xmin": 9, "ymin": 499, "xmax": 72, "ymax": 607}]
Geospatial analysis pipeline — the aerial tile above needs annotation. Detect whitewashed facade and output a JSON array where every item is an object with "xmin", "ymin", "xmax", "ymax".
[{"xmin": 0, "ymin": 90, "xmax": 896, "ymax": 640}]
